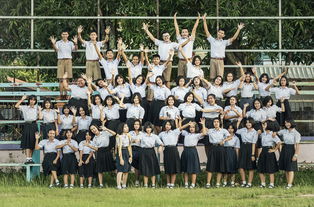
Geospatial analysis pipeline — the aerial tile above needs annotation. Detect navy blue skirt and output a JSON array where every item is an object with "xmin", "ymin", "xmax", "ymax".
[
  {"xmin": 61, "ymin": 153, "xmax": 78, "ymax": 175},
  {"xmin": 150, "ymin": 100, "xmax": 165, "ymax": 126},
  {"xmin": 279, "ymin": 144, "xmax": 298, "ymax": 172},
  {"xmin": 78, "ymin": 154, "xmax": 95, "ymax": 178},
  {"xmin": 238, "ymin": 143, "xmax": 257, "ymax": 170},
  {"xmin": 139, "ymin": 148, "xmax": 160, "ymax": 176},
  {"xmin": 95, "ymin": 147, "xmax": 116, "ymax": 173},
  {"xmin": 206, "ymin": 145, "xmax": 226, "ymax": 173},
  {"xmin": 42, "ymin": 152, "xmax": 60, "ymax": 176},
  {"xmin": 21, "ymin": 122, "xmax": 38, "ymax": 150},
  {"xmin": 163, "ymin": 146, "xmax": 181, "ymax": 174},
  {"xmin": 131, "ymin": 146, "xmax": 141, "ymax": 169},
  {"xmin": 181, "ymin": 147, "xmax": 200, "ymax": 174},
  {"xmin": 257, "ymin": 147, "xmax": 279, "ymax": 173},
  {"xmin": 225, "ymin": 147, "xmax": 238, "ymax": 174},
  {"xmin": 116, "ymin": 148, "xmax": 131, "ymax": 172}
]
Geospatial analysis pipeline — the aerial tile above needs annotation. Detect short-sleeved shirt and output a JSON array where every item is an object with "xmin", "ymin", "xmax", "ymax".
[
  {"xmin": 186, "ymin": 62, "xmax": 204, "ymax": 79},
  {"xmin": 38, "ymin": 139, "xmax": 60, "ymax": 153},
  {"xmin": 202, "ymin": 103, "xmax": 222, "ymax": 118},
  {"xmin": 42, "ymin": 109, "xmax": 57, "ymax": 123},
  {"xmin": 224, "ymin": 135, "xmax": 240, "ymax": 148},
  {"xmin": 207, "ymin": 36, "xmax": 231, "ymax": 58},
  {"xmin": 159, "ymin": 106, "xmax": 180, "ymax": 120},
  {"xmin": 269, "ymin": 87, "xmax": 296, "ymax": 100},
  {"xmin": 104, "ymin": 104, "xmax": 120, "ymax": 120},
  {"xmin": 149, "ymin": 64, "xmax": 166, "ymax": 83},
  {"xmin": 178, "ymin": 103, "xmax": 202, "ymax": 118},
  {"xmin": 97, "ymin": 85, "xmax": 113, "ymax": 100},
  {"xmin": 130, "ymin": 83, "xmax": 147, "ymax": 98},
  {"xmin": 150, "ymin": 85, "xmax": 171, "ymax": 100},
  {"xmin": 154, "ymin": 39, "xmax": 179, "ymax": 61},
  {"xmin": 140, "ymin": 133, "xmax": 163, "ymax": 148},
  {"xmin": 261, "ymin": 131, "xmax": 281, "ymax": 147},
  {"xmin": 91, "ymin": 104, "xmax": 105, "ymax": 119},
  {"xmin": 126, "ymin": 61, "xmax": 142, "ymax": 78},
  {"xmin": 19, "ymin": 105, "xmax": 38, "ymax": 121},
  {"xmin": 129, "ymin": 131, "xmax": 144, "ymax": 147},
  {"xmin": 177, "ymin": 36, "xmax": 194, "ymax": 59},
  {"xmin": 59, "ymin": 139, "xmax": 78, "ymax": 154},
  {"xmin": 223, "ymin": 80, "xmax": 240, "ymax": 97},
  {"xmin": 241, "ymin": 83, "xmax": 255, "ymax": 98},
  {"xmin": 181, "ymin": 130, "xmax": 204, "ymax": 147},
  {"xmin": 159, "ymin": 129, "xmax": 181, "ymax": 146},
  {"xmin": 117, "ymin": 134, "xmax": 131, "ymax": 148},
  {"xmin": 263, "ymin": 105, "xmax": 282, "ymax": 119},
  {"xmin": 236, "ymin": 128, "xmax": 258, "ymax": 144},
  {"xmin": 55, "ymin": 40, "xmax": 75, "ymax": 59},
  {"xmin": 224, "ymin": 105, "xmax": 243, "ymax": 121},
  {"xmin": 171, "ymin": 86, "xmax": 189, "ymax": 102},
  {"xmin": 207, "ymin": 85, "xmax": 224, "ymax": 99},
  {"xmin": 79, "ymin": 140, "xmax": 95, "ymax": 154},
  {"xmin": 76, "ymin": 116, "xmax": 92, "ymax": 131},
  {"xmin": 193, "ymin": 87, "xmax": 207, "ymax": 101},
  {"xmin": 258, "ymin": 80, "xmax": 273, "ymax": 97},
  {"xmin": 125, "ymin": 104, "xmax": 145, "ymax": 119},
  {"xmin": 60, "ymin": 114, "xmax": 74, "ymax": 130},
  {"xmin": 93, "ymin": 131, "xmax": 112, "ymax": 148},
  {"xmin": 278, "ymin": 129, "xmax": 301, "ymax": 145},
  {"xmin": 246, "ymin": 109, "xmax": 267, "ymax": 122},
  {"xmin": 69, "ymin": 85, "xmax": 89, "ymax": 99},
  {"xmin": 99, "ymin": 58, "xmax": 120, "ymax": 80},
  {"xmin": 112, "ymin": 83, "xmax": 131, "ymax": 98},
  {"xmin": 82, "ymin": 41, "xmax": 103, "ymax": 60},
  {"xmin": 207, "ymin": 128, "xmax": 230, "ymax": 144}
]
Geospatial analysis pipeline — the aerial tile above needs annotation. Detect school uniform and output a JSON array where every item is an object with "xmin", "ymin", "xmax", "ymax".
[
  {"xmin": 236, "ymin": 128, "xmax": 258, "ymax": 170},
  {"xmin": 206, "ymin": 128, "xmax": 230, "ymax": 173},
  {"xmin": 186, "ymin": 62, "xmax": 204, "ymax": 79},
  {"xmin": 97, "ymin": 85, "xmax": 112, "ymax": 101},
  {"xmin": 75, "ymin": 116, "xmax": 92, "ymax": 143},
  {"xmin": 278, "ymin": 129, "xmax": 301, "ymax": 172},
  {"xmin": 257, "ymin": 131, "xmax": 281, "ymax": 173},
  {"xmin": 239, "ymin": 83, "xmax": 255, "ymax": 110},
  {"xmin": 126, "ymin": 61, "xmax": 143, "ymax": 79},
  {"xmin": 58, "ymin": 114, "xmax": 74, "ymax": 140},
  {"xmin": 68, "ymin": 84, "xmax": 89, "ymax": 110},
  {"xmin": 223, "ymin": 105, "xmax": 242, "ymax": 127},
  {"xmin": 59, "ymin": 139, "xmax": 78, "ymax": 175},
  {"xmin": 159, "ymin": 105, "xmax": 180, "ymax": 128},
  {"xmin": 104, "ymin": 104, "xmax": 121, "ymax": 149},
  {"xmin": 269, "ymin": 87, "xmax": 296, "ymax": 126},
  {"xmin": 139, "ymin": 133, "xmax": 163, "ymax": 176},
  {"xmin": 129, "ymin": 131, "xmax": 144, "ymax": 170},
  {"xmin": 116, "ymin": 134, "xmax": 132, "ymax": 172},
  {"xmin": 56, "ymin": 40, "xmax": 75, "ymax": 79},
  {"xmin": 177, "ymin": 36, "xmax": 194, "ymax": 77},
  {"xmin": 93, "ymin": 131, "xmax": 116, "ymax": 173},
  {"xmin": 180, "ymin": 131, "xmax": 204, "ymax": 174},
  {"xmin": 159, "ymin": 129, "xmax": 181, "ymax": 174},
  {"xmin": 130, "ymin": 83, "xmax": 148, "ymax": 122},
  {"xmin": 41, "ymin": 109, "xmax": 57, "ymax": 140},
  {"xmin": 224, "ymin": 135, "xmax": 240, "ymax": 174},
  {"xmin": 263, "ymin": 105, "xmax": 282, "ymax": 132},
  {"xmin": 193, "ymin": 87, "xmax": 207, "ymax": 102},
  {"xmin": 178, "ymin": 102, "xmax": 202, "ymax": 123},
  {"xmin": 149, "ymin": 85, "xmax": 171, "ymax": 126},
  {"xmin": 171, "ymin": 86, "xmax": 189, "ymax": 106},
  {"xmin": 223, "ymin": 80, "xmax": 240, "ymax": 106},
  {"xmin": 90, "ymin": 104, "xmax": 105, "ymax": 127},
  {"xmin": 78, "ymin": 140, "xmax": 95, "ymax": 178},
  {"xmin": 99, "ymin": 58, "xmax": 120, "ymax": 80},
  {"xmin": 207, "ymin": 85, "xmax": 224, "ymax": 107},
  {"xmin": 112, "ymin": 83, "xmax": 132, "ymax": 122},
  {"xmin": 125, "ymin": 104, "xmax": 145, "ymax": 130},
  {"xmin": 148, "ymin": 64, "xmax": 166, "ymax": 83},
  {"xmin": 19, "ymin": 105, "xmax": 38, "ymax": 150},
  {"xmin": 258, "ymin": 80, "xmax": 273, "ymax": 100},
  {"xmin": 38, "ymin": 139, "xmax": 61, "ymax": 176},
  {"xmin": 246, "ymin": 108, "xmax": 267, "ymax": 131},
  {"xmin": 82, "ymin": 41, "xmax": 103, "ymax": 80}
]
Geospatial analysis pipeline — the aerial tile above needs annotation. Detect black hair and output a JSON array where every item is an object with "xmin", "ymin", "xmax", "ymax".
[
  {"xmin": 104, "ymin": 95, "xmax": 116, "ymax": 106},
  {"xmin": 92, "ymin": 94, "xmax": 103, "ymax": 105},
  {"xmin": 143, "ymin": 121, "xmax": 154, "ymax": 132},
  {"xmin": 89, "ymin": 124, "xmax": 101, "ymax": 134},
  {"xmin": 187, "ymin": 122, "xmax": 199, "ymax": 133},
  {"xmin": 217, "ymin": 28, "xmax": 225, "ymax": 32},
  {"xmin": 106, "ymin": 49, "xmax": 114, "ymax": 54},
  {"xmin": 89, "ymin": 30, "xmax": 97, "ymax": 35},
  {"xmin": 133, "ymin": 119, "xmax": 142, "ymax": 130},
  {"xmin": 47, "ymin": 129, "xmax": 56, "ymax": 134},
  {"xmin": 229, "ymin": 96, "xmax": 238, "ymax": 105},
  {"xmin": 262, "ymin": 96, "xmax": 274, "ymax": 107},
  {"xmin": 214, "ymin": 75, "xmax": 224, "ymax": 86},
  {"xmin": 152, "ymin": 54, "xmax": 160, "ymax": 59},
  {"xmin": 227, "ymin": 122, "xmax": 237, "ymax": 131},
  {"xmin": 155, "ymin": 75, "xmax": 165, "ymax": 85},
  {"xmin": 265, "ymin": 120, "xmax": 275, "ymax": 131},
  {"xmin": 133, "ymin": 74, "xmax": 145, "ymax": 85},
  {"xmin": 244, "ymin": 71, "xmax": 253, "ymax": 83},
  {"xmin": 279, "ymin": 75, "xmax": 289, "ymax": 87},
  {"xmin": 162, "ymin": 120, "xmax": 175, "ymax": 131},
  {"xmin": 27, "ymin": 95, "xmax": 37, "ymax": 105},
  {"xmin": 259, "ymin": 73, "xmax": 270, "ymax": 84},
  {"xmin": 62, "ymin": 104, "xmax": 72, "ymax": 115},
  {"xmin": 61, "ymin": 30, "xmax": 69, "ymax": 34},
  {"xmin": 165, "ymin": 95, "xmax": 175, "ymax": 106},
  {"xmin": 131, "ymin": 93, "xmax": 142, "ymax": 104},
  {"xmin": 207, "ymin": 94, "xmax": 217, "ymax": 104},
  {"xmin": 183, "ymin": 92, "xmax": 194, "ymax": 103},
  {"xmin": 42, "ymin": 98, "xmax": 54, "ymax": 109},
  {"xmin": 85, "ymin": 131, "xmax": 94, "ymax": 139},
  {"xmin": 117, "ymin": 122, "xmax": 128, "ymax": 135},
  {"xmin": 225, "ymin": 72, "xmax": 235, "ymax": 81},
  {"xmin": 95, "ymin": 79, "xmax": 104, "ymax": 88},
  {"xmin": 78, "ymin": 106, "xmax": 89, "ymax": 116},
  {"xmin": 212, "ymin": 118, "xmax": 222, "ymax": 127},
  {"xmin": 64, "ymin": 129, "xmax": 74, "ymax": 139},
  {"xmin": 115, "ymin": 74, "xmax": 126, "ymax": 85},
  {"xmin": 132, "ymin": 54, "xmax": 140, "ymax": 59},
  {"xmin": 284, "ymin": 120, "xmax": 296, "ymax": 129},
  {"xmin": 192, "ymin": 55, "xmax": 202, "ymax": 65},
  {"xmin": 181, "ymin": 27, "xmax": 189, "ymax": 32},
  {"xmin": 176, "ymin": 75, "xmax": 186, "ymax": 86},
  {"xmin": 252, "ymin": 98, "xmax": 263, "ymax": 110},
  {"xmin": 245, "ymin": 117, "xmax": 255, "ymax": 128},
  {"xmin": 192, "ymin": 76, "xmax": 203, "ymax": 87}
]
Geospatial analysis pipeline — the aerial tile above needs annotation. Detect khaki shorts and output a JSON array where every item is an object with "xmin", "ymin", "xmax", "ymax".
[
  {"xmin": 177, "ymin": 59, "xmax": 187, "ymax": 77},
  {"xmin": 57, "ymin": 59, "xmax": 73, "ymax": 79},
  {"xmin": 161, "ymin": 61, "xmax": 172, "ymax": 82},
  {"xmin": 86, "ymin": 61, "xmax": 101, "ymax": 80},
  {"xmin": 210, "ymin": 58, "xmax": 224, "ymax": 80}
]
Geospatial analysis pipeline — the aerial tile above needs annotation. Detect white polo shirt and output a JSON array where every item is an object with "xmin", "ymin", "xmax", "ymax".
[
  {"xmin": 207, "ymin": 36, "xmax": 231, "ymax": 58},
  {"xmin": 177, "ymin": 36, "xmax": 194, "ymax": 59},
  {"xmin": 56, "ymin": 40, "xmax": 75, "ymax": 59},
  {"xmin": 154, "ymin": 39, "xmax": 179, "ymax": 61},
  {"xmin": 82, "ymin": 41, "xmax": 103, "ymax": 60},
  {"xmin": 186, "ymin": 62, "xmax": 204, "ymax": 79},
  {"xmin": 126, "ymin": 61, "xmax": 142, "ymax": 78},
  {"xmin": 99, "ymin": 58, "xmax": 120, "ymax": 80}
]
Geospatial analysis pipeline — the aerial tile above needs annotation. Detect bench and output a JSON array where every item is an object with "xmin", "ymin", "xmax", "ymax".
[{"xmin": 0, "ymin": 163, "xmax": 41, "ymax": 182}]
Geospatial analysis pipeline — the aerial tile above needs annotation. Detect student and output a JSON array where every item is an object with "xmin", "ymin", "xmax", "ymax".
[
  {"xmin": 15, "ymin": 95, "xmax": 39, "ymax": 164},
  {"xmin": 236, "ymin": 117, "xmax": 258, "ymax": 188},
  {"xmin": 222, "ymin": 124, "xmax": 240, "ymax": 187},
  {"xmin": 257, "ymin": 121, "xmax": 281, "ymax": 188},
  {"xmin": 265, "ymin": 76, "xmax": 300, "ymax": 126},
  {"xmin": 139, "ymin": 122, "xmax": 163, "ymax": 188},
  {"xmin": 35, "ymin": 130, "xmax": 60, "ymax": 188},
  {"xmin": 121, "ymin": 44, "xmax": 145, "ymax": 79},
  {"xmin": 56, "ymin": 104, "xmax": 76, "ymax": 140},
  {"xmin": 88, "ymin": 124, "xmax": 116, "ymax": 188},
  {"xmin": 243, "ymin": 98, "xmax": 267, "ymax": 133},
  {"xmin": 142, "ymin": 23, "xmax": 179, "ymax": 88},
  {"xmin": 181, "ymin": 121, "xmax": 206, "ymax": 189},
  {"xmin": 159, "ymin": 120, "xmax": 190, "ymax": 188},
  {"xmin": 178, "ymin": 92, "xmax": 204, "ymax": 126},
  {"xmin": 159, "ymin": 95, "xmax": 180, "ymax": 127},
  {"xmin": 129, "ymin": 119, "xmax": 144, "ymax": 186},
  {"xmin": 88, "ymin": 78, "xmax": 113, "ymax": 101},
  {"xmin": 239, "ymin": 71, "xmax": 258, "ymax": 110},
  {"xmin": 205, "ymin": 118, "xmax": 232, "ymax": 188},
  {"xmin": 71, "ymin": 107, "xmax": 92, "ymax": 143},
  {"xmin": 38, "ymin": 98, "xmax": 58, "ymax": 140},
  {"xmin": 223, "ymin": 64, "xmax": 244, "ymax": 106},
  {"xmin": 87, "ymin": 91, "xmax": 105, "ymax": 127},
  {"xmin": 203, "ymin": 13, "xmax": 244, "ymax": 79},
  {"xmin": 56, "ymin": 129, "xmax": 79, "ymax": 188},
  {"xmin": 115, "ymin": 123, "xmax": 132, "ymax": 189},
  {"xmin": 50, "ymin": 31, "xmax": 78, "ymax": 99},
  {"xmin": 223, "ymin": 96, "xmax": 242, "ymax": 127},
  {"xmin": 121, "ymin": 93, "xmax": 145, "ymax": 130},
  {"xmin": 171, "ymin": 76, "xmax": 190, "ymax": 106},
  {"xmin": 78, "ymin": 131, "xmax": 95, "ymax": 188},
  {"xmin": 62, "ymin": 72, "xmax": 90, "ymax": 110},
  {"xmin": 77, "ymin": 25, "xmax": 110, "ymax": 80},
  {"xmin": 174, "ymin": 12, "xmax": 200, "ymax": 77},
  {"xmin": 201, "ymin": 76, "xmax": 225, "ymax": 107},
  {"xmin": 179, "ymin": 46, "xmax": 204, "ymax": 80},
  {"xmin": 187, "ymin": 76, "xmax": 207, "ymax": 103},
  {"xmin": 262, "ymin": 96, "xmax": 285, "ymax": 132},
  {"xmin": 278, "ymin": 120, "xmax": 301, "ymax": 189}
]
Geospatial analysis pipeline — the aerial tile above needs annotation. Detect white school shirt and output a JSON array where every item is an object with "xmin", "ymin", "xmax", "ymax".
[
  {"xmin": 202, "ymin": 103, "xmax": 223, "ymax": 118},
  {"xmin": 126, "ymin": 61, "xmax": 142, "ymax": 78},
  {"xmin": 278, "ymin": 129, "xmax": 301, "ymax": 145},
  {"xmin": 241, "ymin": 83, "xmax": 255, "ymax": 98},
  {"xmin": 129, "ymin": 131, "xmax": 144, "ymax": 147},
  {"xmin": 69, "ymin": 85, "xmax": 89, "ymax": 99},
  {"xmin": 76, "ymin": 116, "xmax": 92, "ymax": 131},
  {"xmin": 79, "ymin": 140, "xmax": 95, "ymax": 154},
  {"xmin": 99, "ymin": 58, "xmax": 120, "ymax": 80},
  {"xmin": 236, "ymin": 128, "xmax": 258, "ymax": 144},
  {"xmin": 207, "ymin": 128, "xmax": 230, "ymax": 144},
  {"xmin": 125, "ymin": 104, "xmax": 145, "ymax": 119},
  {"xmin": 178, "ymin": 102, "xmax": 202, "ymax": 118},
  {"xmin": 246, "ymin": 109, "xmax": 267, "ymax": 122},
  {"xmin": 260, "ymin": 131, "xmax": 281, "ymax": 147},
  {"xmin": 130, "ymin": 83, "xmax": 147, "ymax": 98},
  {"xmin": 91, "ymin": 104, "xmax": 105, "ymax": 119},
  {"xmin": 82, "ymin": 41, "xmax": 103, "ymax": 60},
  {"xmin": 150, "ymin": 85, "xmax": 171, "ymax": 100},
  {"xmin": 149, "ymin": 64, "xmax": 166, "ymax": 83},
  {"xmin": 60, "ymin": 114, "xmax": 74, "ymax": 130},
  {"xmin": 224, "ymin": 105, "xmax": 243, "ymax": 121},
  {"xmin": 207, "ymin": 85, "xmax": 224, "ymax": 99},
  {"xmin": 223, "ymin": 80, "xmax": 241, "ymax": 97},
  {"xmin": 55, "ymin": 40, "xmax": 75, "ymax": 59},
  {"xmin": 104, "ymin": 104, "xmax": 120, "ymax": 120},
  {"xmin": 42, "ymin": 109, "xmax": 57, "ymax": 123},
  {"xmin": 177, "ymin": 36, "xmax": 194, "ymax": 59},
  {"xmin": 258, "ymin": 80, "xmax": 273, "ymax": 97},
  {"xmin": 59, "ymin": 139, "xmax": 79, "ymax": 154},
  {"xmin": 269, "ymin": 87, "xmax": 296, "ymax": 100},
  {"xmin": 171, "ymin": 86, "xmax": 189, "ymax": 102},
  {"xmin": 193, "ymin": 87, "xmax": 207, "ymax": 101},
  {"xmin": 38, "ymin": 139, "xmax": 60, "ymax": 153},
  {"xmin": 112, "ymin": 83, "xmax": 131, "ymax": 98},
  {"xmin": 159, "ymin": 106, "xmax": 180, "ymax": 120},
  {"xmin": 207, "ymin": 36, "xmax": 231, "ymax": 58},
  {"xmin": 97, "ymin": 85, "xmax": 113, "ymax": 100},
  {"xmin": 186, "ymin": 62, "xmax": 204, "ymax": 79},
  {"xmin": 93, "ymin": 131, "xmax": 112, "ymax": 148},
  {"xmin": 19, "ymin": 105, "xmax": 38, "ymax": 121},
  {"xmin": 154, "ymin": 39, "xmax": 179, "ymax": 61},
  {"xmin": 159, "ymin": 129, "xmax": 181, "ymax": 146},
  {"xmin": 117, "ymin": 134, "xmax": 131, "ymax": 148},
  {"xmin": 140, "ymin": 133, "xmax": 163, "ymax": 148},
  {"xmin": 181, "ymin": 131, "xmax": 204, "ymax": 147},
  {"xmin": 263, "ymin": 105, "xmax": 282, "ymax": 119},
  {"xmin": 224, "ymin": 135, "xmax": 240, "ymax": 148}
]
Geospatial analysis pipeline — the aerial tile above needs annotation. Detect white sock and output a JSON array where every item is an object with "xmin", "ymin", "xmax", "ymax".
[
  {"xmin": 261, "ymin": 182, "xmax": 266, "ymax": 186},
  {"xmin": 185, "ymin": 182, "xmax": 188, "ymax": 186},
  {"xmin": 55, "ymin": 179, "xmax": 59, "ymax": 183},
  {"xmin": 270, "ymin": 183, "xmax": 274, "ymax": 186},
  {"xmin": 122, "ymin": 184, "xmax": 126, "ymax": 188},
  {"xmin": 230, "ymin": 181, "xmax": 235, "ymax": 185},
  {"xmin": 167, "ymin": 183, "xmax": 170, "ymax": 187},
  {"xmin": 223, "ymin": 182, "xmax": 227, "ymax": 185},
  {"xmin": 191, "ymin": 183, "xmax": 195, "ymax": 187},
  {"xmin": 170, "ymin": 184, "xmax": 174, "ymax": 187},
  {"xmin": 242, "ymin": 181, "xmax": 247, "ymax": 184},
  {"xmin": 247, "ymin": 183, "xmax": 251, "ymax": 186}
]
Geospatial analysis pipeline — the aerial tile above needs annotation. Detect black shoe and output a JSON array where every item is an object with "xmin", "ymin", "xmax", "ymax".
[{"xmin": 28, "ymin": 159, "xmax": 35, "ymax": 164}]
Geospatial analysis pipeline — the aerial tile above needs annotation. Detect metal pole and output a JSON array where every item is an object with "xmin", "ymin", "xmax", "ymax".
[
  {"xmin": 156, "ymin": 0, "xmax": 160, "ymax": 39},
  {"xmin": 97, "ymin": 0, "xmax": 100, "ymax": 40},
  {"xmin": 30, "ymin": 0, "xmax": 34, "ymax": 49},
  {"xmin": 216, "ymin": 0, "xmax": 219, "ymax": 31},
  {"xmin": 279, "ymin": 0, "xmax": 282, "ymax": 67}
]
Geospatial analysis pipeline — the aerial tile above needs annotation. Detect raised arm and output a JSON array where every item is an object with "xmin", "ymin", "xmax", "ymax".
[
  {"xmin": 101, "ymin": 26, "xmax": 110, "ymax": 44},
  {"xmin": 174, "ymin": 12, "xmax": 180, "ymax": 37},
  {"xmin": 15, "ymin": 95, "xmax": 27, "ymax": 109},
  {"xmin": 49, "ymin": 36, "xmax": 58, "ymax": 52},
  {"xmin": 93, "ymin": 42, "xmax": 103, "ymax": 60},
  {"xmin": 178, "ymin": 45, "xmax": 189, "ymax": 61},
  {"xmin": 144, "ymin": 47, "xmax": 151, "ymax": 66},
  {"xmin": 200, "ymin": 77, "xmax": 211, "ymax": 89},
  {"xmin": 142, "ymin": 23, "xmax": 157, "ymax": 42},
  {"xmin": 34, "ymin": 132, "xmax": 41, "ymax": 150},
  {"xmin": 191, "ymin": 12, "xmax": 201, "ymax": 37},
  {"xmin": 192, "ymin": 90, "xmax": 204, "ymax": 105},
  {"xmin": 274, "ymin": 67, "xmax": 288, "ymax": 81},
  {"xmin": 235, "ymin": 61, "xmax": 245, "ymax": 77},
  {"xmin": 77, "ymin": 25, "xmax": 85, "ymax": 44},
  {"xmin": 139, "ymin": 44, "xmax": 145, "ymax": 64},
  {"xmin": 292, "ymin": 81, "xmax": 300, "ymax": 95},
  {"xmin": 265, "ymin": 79, "xmax": 276, "ymax": 91},
  {"xmin": 121, "ymin": 48, "xmax": 129, "ymax": 64},
  {"xmin": 229, "ymin": 23, "xmax": 245, "ymax": 43},
  {"xmin": 162, "ymin": 49, "xmax": 174, "ymax": 67},
  {"xmin": 102, "ymin": 125, "xmax": 116, "ymax": 136},
  {"xmin": 202, "ymin": 13, "xmax": 211, "ymax": 38}
]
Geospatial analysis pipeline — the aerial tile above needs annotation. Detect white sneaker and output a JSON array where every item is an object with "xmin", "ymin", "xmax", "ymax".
[
  {"xmin": 48, "ymin": 184, "xmax": 53, "ymax": 188},
  {"xmin": 205, "ymin": 183, "xmax": 211, "ymax": 189},
  {"xmin": 135, "ymin": 180, "xmax": 140, "ymax": 187},
  {"xmin": 64, "ymin": 184, "xmax": 68, "ymax": 189},
  {"xmin": 69, "ymin": 184, "xmax": 74, "ymax": 189},
  {"xmin": 80, "ymin": 184, "xmax": 84, "ymax": 189}
]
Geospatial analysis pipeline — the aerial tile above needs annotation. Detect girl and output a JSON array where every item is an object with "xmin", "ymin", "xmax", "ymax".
[
  {"xmin": 243, "ymin": 98, "xmax": 267, "ymax": 133},
  {"xmin": 187, "ymin": 76, "xmax": 207, "ymax": 104},
  {"xmin": 222, "ymin": 71, "xmax": 242, "ymax": 106},
  {"xmin": 238, "ymin": 71, "xmax": 258, "ymax": 110},
  {"xmin": 87, "ymin": 92, "xmax": 105, "ymax": 127},
  {"xmin": 205, "ymin": 118, "xmax": 232, "ymax": 188},
  {"xmin": 201, "ymin": 76, "xmax": 225, "ymax": 107},
  {"xmin": 56, "ymin": 129, "xmax": 78, "ymax": 188},
  {"xmin": 278, "ymin": 120, "xmax": 301, "ymax": 189},
  {"xmin": 39, "ymin": 98, "xmax": 58, "ymax": 140},
  {"xmin": 148, "ymin": 76, "xmax": 171, "ymax": 133},
  {"xmin": 72, "ymin": 107, "xmax": 92, "ymax": 144},
  {"xmin": 15, "ymin": 95, "xmax": 39, "ymax": 164},
  {"xmin": 179, "ymin": 46, "xmax": 204, "ymax": 79},
  {"xmin": 178, "ymin": 92, "xmax": 204, "ymax": 125},
  {"xmin": 158, "ymin": 120, "xmax": 190, "ymax": 188},
  {"xmin": 171, "ymin": 76, "xmax": 190, "ymax": 106},
  {"xmin": 35, "ymin": 129, "xmax": 60, "ymax": 188},
  {"xmin": 262, "ymin": 96, "xmax": 285, "ymax": 132},
  {"xmin": 223, "ymin": 124, "xmax": 240, "ymax": 187},
  {"xmin": 265, "ymin": 76, "xmax": 300, "ymax": 126},
  {"xmin": 257, "ymin": 121, "xmax": 281, "ymax": 188},
  {"xmin": 88, "ymin": 124, "xmax": 116, "ymax": 188},
  {"xmin": 181, "ymin": 121, "xmax": 206, "ymax": 189},
  {"xmin": 223, "ymin": 96, "xmax": 242, "ymax": 127},
  {"xmin": 159, "ymin": 95, "xmax": 180, "ymax": 126},
  {"xmin": 115, "ymin": 123, "xmax": 133, "ymax": 189},
  {"xmin": 78, "ymin": 131, "xmax": 95, "ymax": 188},
  {"xmin": 236, "ymin": 117, "xmax": 258, "ymax": 188},
  {"xmin": 57, "ymin": 104, "xmax": 75, "ymax": 140},
  {"xmin": 129, "ymin": 119, "xmax": 144, "ymax": 186},
  {"xmin": 139, "ymin": 122, "xmax": 164, "ymax": 188}
]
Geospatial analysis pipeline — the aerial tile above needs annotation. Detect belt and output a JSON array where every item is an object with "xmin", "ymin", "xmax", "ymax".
[
  {"xmin": 262, "ymin": 146, "xmax": 273, "ymax": 149},
  {"xmin": 241, "ymin": 97, "xmax": 252, "ymax": 99},
  {"xmin": 179, "ymin": 58, "xmax": 187, "ymax": 61},
  {"xmin": 225, "ymin": 146, "xmax": 235, "ymax": 149},
  {"xmin": 122, "ymin": 147, "xmax": 128, "ymax": 150},
  {"xmin": 184, "ymin": 146, "xmax": 196, "ymax": 148},
  {"xmin": 58, "ymin": 58, "xmax": 72, "ymax": 60},
  {"xmin": 242, "ymin": 142, "xmax": 252, "ymax": 145},
  {"xmin": 63, "ymin": 153, "xmax": 75, "ymax": 155},
  {"xmin": 86, "ymin": 60, "xmax": 99, "ymax": 62},
  {"xmin": 211, "ymin": 57, "xmax": 224, "ymax": 60},
  {"xmin": 165, "ymin": 145, "xmax": 177, "ymax": 147},
  {"xmin": 212, "ymin": 143, "xmax": 222, "ymax": 146}
]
